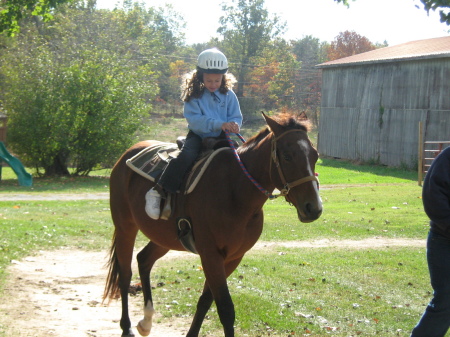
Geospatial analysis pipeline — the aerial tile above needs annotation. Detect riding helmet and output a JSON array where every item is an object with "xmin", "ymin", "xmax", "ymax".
[{"xmin": 197, "ymin": 48, "xmax": 228, "ymax": 74}]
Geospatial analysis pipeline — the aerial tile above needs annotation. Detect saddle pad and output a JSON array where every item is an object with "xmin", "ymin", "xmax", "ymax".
[{"xmin": 126, "ymin": 143, "xmax": 180, "ymax": 182}]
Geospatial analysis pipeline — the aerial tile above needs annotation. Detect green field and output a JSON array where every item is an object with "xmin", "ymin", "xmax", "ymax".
[
  {"xmin": 0, "ymin": 155, "xmax": 430, "ymax": 336},
  {"xmin": 0, "ymin": 106, "xmax": 434, "ymax": 337}
]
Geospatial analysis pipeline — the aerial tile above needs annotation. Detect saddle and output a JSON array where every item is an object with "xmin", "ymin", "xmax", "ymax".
[
  {"xmin": 126, "ymin": 136, "xmax": 236, "ymax": 188},
  {"xmin": 126, "ymin": 136, "xmax": 237, "ymax": 254}
]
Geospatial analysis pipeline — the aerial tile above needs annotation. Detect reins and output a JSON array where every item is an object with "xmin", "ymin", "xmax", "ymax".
[
  {"xmin": 225, "ymin": 131, "xmax": 275, "ymax": 198},
  {"xmin": 225, "ymin": 130, "xmax": 319, "ymax": 199}
]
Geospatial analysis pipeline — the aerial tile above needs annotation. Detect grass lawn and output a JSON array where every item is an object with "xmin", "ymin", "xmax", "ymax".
[
  {"xmin": 0, "ymin": 147, "xmax": 430, "ymax": 336},
  {"xmin": 147, "ymin": 246, "xmax": 429, "ymax": 336}
]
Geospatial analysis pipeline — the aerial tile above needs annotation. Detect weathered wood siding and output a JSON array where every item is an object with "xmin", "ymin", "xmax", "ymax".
[{"xmin": 318, "ymin": 58, "xmax": 450, "ymax": 168}]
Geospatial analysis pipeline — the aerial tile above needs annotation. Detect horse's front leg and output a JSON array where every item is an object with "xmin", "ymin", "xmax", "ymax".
[
  {"xmin": 186, "ymin": 281, "xmax": 214, "ymax": 337},
  {"xmin": 189, "ymin": 254, "xmax": 243, "ymax": 337}
]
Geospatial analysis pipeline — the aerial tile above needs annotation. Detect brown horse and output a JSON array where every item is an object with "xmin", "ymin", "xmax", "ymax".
[{"xmin": 104, "ymin": 112, "xmax": 322, "ymax": 337}]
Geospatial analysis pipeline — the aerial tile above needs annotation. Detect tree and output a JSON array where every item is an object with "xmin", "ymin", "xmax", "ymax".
[
  {"xmin": 334, "ymin": 0, "xmax": 450, "ymax": 25},
  {"xmin": 419, "ymin": 0, "xmax": 450, "ymax": 25},
  {"xmin": 2, "ymin": 42, "xmax": 155, "ymax": 176},
  {"xmin": 0, "ymin": 1, "xmax": 172, "ymax": 176},
  {"xmin": 247, "ymin": 39, "xmax": 299, "ymax": 111},
  {"xmin": 326, "ymin": 30, "xmax": 376, "ymax": 61},
  {"xmin": 291, "ymin": 35, "xmax": 328, "ymax": 67},
  {"xmin": 217, "ymin": 0, "xmax": 286, "ymax": 99},
  {"xmin": 290, "ymin": 36, "xmax": 327, "ymax": 124},
  {"xmin": 0, "ymin": 0, "xmax": 72, "ymax": 35},
  {"xmin": 133, "ymin": 3, "xmax": 188, "ymax": 104}
]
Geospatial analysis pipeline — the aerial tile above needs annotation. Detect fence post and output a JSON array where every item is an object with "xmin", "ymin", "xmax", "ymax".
[{"xmin": 418, "ymin": 121, "xmax": 423, "ymax": 186}]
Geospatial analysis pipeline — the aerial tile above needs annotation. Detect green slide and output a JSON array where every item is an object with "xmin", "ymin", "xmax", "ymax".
[{"xmin": 0, "ymin": 141, "xmax": 33, "ymax": 186}]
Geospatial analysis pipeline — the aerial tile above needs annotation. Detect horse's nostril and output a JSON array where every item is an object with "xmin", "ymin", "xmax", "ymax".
[{"xmin": 305, "ymin": 202, "xmax": 322, "ymax": 218}]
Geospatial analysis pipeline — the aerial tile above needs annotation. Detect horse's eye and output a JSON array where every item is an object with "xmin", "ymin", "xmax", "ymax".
[{"xmin": 283, "ymin": 153, "xmax": 292, "ymax": 162}]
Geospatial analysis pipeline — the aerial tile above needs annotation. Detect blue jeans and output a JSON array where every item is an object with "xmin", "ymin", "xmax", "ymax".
[
  {"xmin": 411, "ymin": 230, "xmax": 450, "ymax": 337},
  {"xmin": 157, "ymin": 130, "xmax": 202, "ymax": 194}
]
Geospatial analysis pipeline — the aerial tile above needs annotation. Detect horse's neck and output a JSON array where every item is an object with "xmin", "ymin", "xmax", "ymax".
[{"xmin": 238, "ymin": 138, "xmax": 274, "ymax": 194}]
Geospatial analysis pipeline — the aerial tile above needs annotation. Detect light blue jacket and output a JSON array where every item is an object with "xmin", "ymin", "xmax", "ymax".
[{"xmin": 183, "ymin": 89, "xmax": 242, "ymax": 138}]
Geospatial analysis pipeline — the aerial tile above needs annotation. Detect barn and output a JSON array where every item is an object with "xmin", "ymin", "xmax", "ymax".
[{"xmin": 316, "ymin": 36, "xmax": 450, "ymax": 169}]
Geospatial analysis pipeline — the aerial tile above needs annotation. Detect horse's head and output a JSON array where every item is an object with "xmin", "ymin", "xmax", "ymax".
[{"xmin": 263, "ymin": 112, "xmax": 323, "ymax": 223}]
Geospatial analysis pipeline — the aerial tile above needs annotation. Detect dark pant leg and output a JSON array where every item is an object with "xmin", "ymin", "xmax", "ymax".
[
  {"xmin": 157, "ymin": 131, "xmax": 202, "ymax": 194},
  {"xmin": 411, "ymin": 230, "xmax": 450, "ymax": 337}
]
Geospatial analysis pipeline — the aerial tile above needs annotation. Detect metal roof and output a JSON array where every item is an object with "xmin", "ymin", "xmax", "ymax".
[{"xmin": 316, "ymin": 36, "xmax": 450, "ymax": 68}]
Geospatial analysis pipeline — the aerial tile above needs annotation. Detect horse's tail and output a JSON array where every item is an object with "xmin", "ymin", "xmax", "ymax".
[{"xmin": 103, "ymin": 230, "xmax": 121, "ymax": 304}]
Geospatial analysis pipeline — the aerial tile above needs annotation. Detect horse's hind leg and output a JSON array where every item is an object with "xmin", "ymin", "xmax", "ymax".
[
  {"xmin": 136, "ymin": 241, "xmax": 169, "ymax": 336},
  {"xmin": 117, "ymin": 228, "xmax": 139, "ymax": 337},
  {"xmin": 104, "ymin": 220, "xmax": 139, "ymax": 337}
]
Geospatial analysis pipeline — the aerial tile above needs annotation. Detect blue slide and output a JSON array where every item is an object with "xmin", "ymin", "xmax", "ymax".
[{"xmin": 0, "ymin": 141, "xmax": 33, "ymax": 186}]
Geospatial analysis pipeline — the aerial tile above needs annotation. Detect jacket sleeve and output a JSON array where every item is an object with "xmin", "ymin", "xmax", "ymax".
[
  {"xmin": 226, "ymin": 90, "xmax": 243, "ymax": 127},
  {"xmin": 183, "ymin": 99, "xmax": 223, "ymax": 135},
  {"xmin": 422, "ymin": 147, "xmax": 450, "ymax": 234}
]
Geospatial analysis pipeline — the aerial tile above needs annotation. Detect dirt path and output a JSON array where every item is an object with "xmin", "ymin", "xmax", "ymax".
[
  {"xmin": 0, "ymin": 238, "xmax": 425, "ymax": 337},
  {"xmin": 0, "ymin": 249, "xmax": 191, "ymax": 337}
]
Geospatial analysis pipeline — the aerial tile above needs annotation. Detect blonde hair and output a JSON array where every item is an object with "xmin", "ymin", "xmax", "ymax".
[{"xmin": 180, "ymin": 70, "xmax": 237, "ymax": 102}]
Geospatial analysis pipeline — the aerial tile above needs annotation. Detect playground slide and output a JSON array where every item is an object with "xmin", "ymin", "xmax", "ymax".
[{"xmin": 0, "ymin": 141, "xmax": 33, "ymax": 187}]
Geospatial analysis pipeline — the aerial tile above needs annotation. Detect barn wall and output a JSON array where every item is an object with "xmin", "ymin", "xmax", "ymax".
[{"xmin": 318, "ymin": 58, "xmax": 450, "ymax": 168}]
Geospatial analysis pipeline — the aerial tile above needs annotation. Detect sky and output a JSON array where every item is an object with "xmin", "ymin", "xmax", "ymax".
[{"xmin": 97, "ymin": 0, "xmax": 450, "ymax": 47}]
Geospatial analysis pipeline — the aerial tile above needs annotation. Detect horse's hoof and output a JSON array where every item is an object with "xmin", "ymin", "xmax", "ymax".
[
  {"xmin": 121, "ymin": 329, "xmax": 135, "ymax": 337},
  {"xmin": 137, "ymin": 321, "xmax": 151, "ymax": 336}
]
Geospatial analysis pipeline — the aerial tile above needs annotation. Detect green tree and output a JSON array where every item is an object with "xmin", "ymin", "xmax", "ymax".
[
  {"xmin": 2, "ymin": 43, "xmax": 155, "ymax": 176},
  {"xmin": 334, "ymin": 0, "xmax": 450, "ymax": 24},
  {"xmin": 0, "ymin": 0, "xmax": 72, "ymax": 35},
  {"xmin": 0, "ymin": 2, "xmax": 167, "ymax": 176},
  {"xmin": 125, "ymin": 3, "xmax": 187, "ymax": 104},
  {"xmin": 247, "ymin": 39, "xmax": 299, "ymax": 111},
  {"xmin": 217, "ymin": 0, "xmax": 286, "ymax": 100},
  {"xmin": 418, "ymin": 0, "xmax": 450, "ymax": 25},
  {"xmin": 291, "ymin": 35, "xmax": 328, "ymax": 67},
  {"xmin": 290, "ymin": 36, "xmax": 327, "ymax": 124}
]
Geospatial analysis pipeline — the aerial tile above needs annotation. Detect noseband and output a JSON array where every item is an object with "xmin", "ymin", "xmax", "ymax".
[{"xmin": 225, "ymin": 130, "xmax": 319, "ymax": 199}]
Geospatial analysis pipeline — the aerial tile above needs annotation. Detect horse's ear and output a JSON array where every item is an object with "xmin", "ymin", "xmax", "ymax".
[{"xmin": 261, "ymin": 111, "xmax": 283, "ymax": 134}]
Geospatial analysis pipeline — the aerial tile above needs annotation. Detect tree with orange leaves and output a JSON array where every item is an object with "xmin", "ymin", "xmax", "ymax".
[{"xmin": 326, "ymin": 30, "xmax": 376, "ymax": 61}]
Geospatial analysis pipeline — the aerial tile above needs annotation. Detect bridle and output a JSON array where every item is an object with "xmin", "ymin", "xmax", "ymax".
[
  {"xmin": 225, "ymin": 130, "xmax": 319, "ymax": 199},
  {"xmin": 269, "ymin": 129, "xmax": 319, "ymax": 197}
]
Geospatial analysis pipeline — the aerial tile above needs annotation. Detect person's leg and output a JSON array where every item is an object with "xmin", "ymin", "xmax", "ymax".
[
  {"xmin": 411, "ymin": 230, "xmax": 450, "ymax": 337},
  {"xmin": 157, "ymin": 131, "xmax": 202, "ymax": 194},
  {"xmin": 145, "ymin": 131, "xmax": 202, "ymax": 219}
]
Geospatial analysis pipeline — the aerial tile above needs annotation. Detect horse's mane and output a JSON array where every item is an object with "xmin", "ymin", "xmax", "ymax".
[{"xmin": 241, "ymin": 113, "xmax": 311, "ymax": 150}]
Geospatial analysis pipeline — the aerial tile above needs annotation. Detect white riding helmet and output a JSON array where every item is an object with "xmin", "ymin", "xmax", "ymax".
[{"xmin": 197, "ymin": 48, "xmax": 228, "ymax": 74}]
